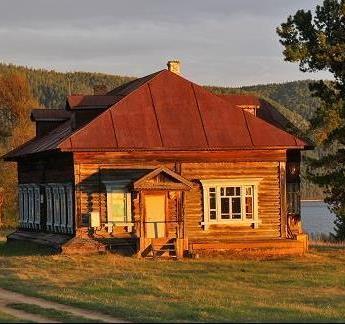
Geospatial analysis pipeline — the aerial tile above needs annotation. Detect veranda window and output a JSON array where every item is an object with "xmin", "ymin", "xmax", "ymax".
[
  {"xmin": 103, "ymin": 181, "xmax": 132, "ymax": 225},
  {"xmin": 201, "ymin": 179, "xmax": 261, "ymax": 230}
]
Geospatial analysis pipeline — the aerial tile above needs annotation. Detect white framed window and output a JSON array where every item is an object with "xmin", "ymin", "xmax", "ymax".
[
  {"xmin": 201, "ymin": 179, "xmax": 261, "ymax": 230},
  {"xmin": 103, "ymin": 181, "xmax": 132, "ymax": 227}
]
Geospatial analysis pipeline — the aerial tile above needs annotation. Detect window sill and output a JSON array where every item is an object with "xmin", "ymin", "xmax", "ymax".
[
  {"xmin": 105, "ymin": 222, "xmax": 134, "ymax": 233},
  {"xmin": 200, "ymin": 220, "xmax": 261, "ymax": 230}
]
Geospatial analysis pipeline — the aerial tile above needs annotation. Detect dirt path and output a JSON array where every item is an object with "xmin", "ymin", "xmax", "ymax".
[
  {"xmin": 0, "ymin": 288, "xmax": 128, "ymax": 323},
  {"xmin": 0, "ymin": 300, "xmax": 59, "ymax": 323}
]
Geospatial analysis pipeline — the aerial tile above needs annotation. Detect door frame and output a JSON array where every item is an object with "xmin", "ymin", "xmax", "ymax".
[{"xmin": 143, "ymin": 191, "xmax": 168, "ymax": 238}]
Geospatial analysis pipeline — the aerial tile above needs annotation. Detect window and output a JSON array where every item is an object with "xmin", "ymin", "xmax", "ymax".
[
  {"xmin": 44, "ymin": 183, "xmax": 73, "ymax": 234},
  {"xmin": 18, "ymin": 184, "xmax": 41, "ymax": 230},
  {"xmin": 201, "ymin": 179, "xmax": 261, "ymax": 230},
  {"xmin": 103, "ymin": 181, "xmax": 132, "ymax": 225}
]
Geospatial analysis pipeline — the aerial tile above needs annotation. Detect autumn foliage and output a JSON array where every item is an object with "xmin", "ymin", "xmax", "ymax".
[{"xmin": 0, "ymin": 72, "xmax": 38, "ymax": 225}]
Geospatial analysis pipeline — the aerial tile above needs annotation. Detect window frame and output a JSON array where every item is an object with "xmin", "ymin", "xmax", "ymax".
[
  {"xmin": 103, "ymin": 181, "xmax": 133, "ymax": 227},
  {"xmin": 200, "ymin": 179, "xmax": 261, "ymax": 230}
]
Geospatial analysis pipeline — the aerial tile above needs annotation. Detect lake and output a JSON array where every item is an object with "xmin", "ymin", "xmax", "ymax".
[{"xmin": 301, "ymin": 201, "xmax": 336, "ymax": 236}]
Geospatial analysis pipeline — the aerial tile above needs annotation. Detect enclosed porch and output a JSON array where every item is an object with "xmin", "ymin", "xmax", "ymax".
[{"xmin": 84, "ymin": 167, "xmax": 193, "ymax": 258}]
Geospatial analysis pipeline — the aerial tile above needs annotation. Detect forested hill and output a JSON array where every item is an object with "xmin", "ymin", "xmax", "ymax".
[
  {"xmin": 207, "ymin": 80, "xmax": 321, "ymax": 122},
  {"xmin": 0, "ymin": 63, "xmax": 135, "ymax": 109},
  {"xmin": 0, "ymin": 63, "xmax": 319, "ymax": 122},
  {"xmin": 0, "ymin": 63, "xmax": 323, "ymax": 199}
]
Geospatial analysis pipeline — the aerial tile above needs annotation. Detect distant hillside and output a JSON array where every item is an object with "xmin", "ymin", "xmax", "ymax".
[
  {"xmin": 0, "ymin": 63, "xmax": 135, "ymax": 109},
  {"xmin": 0, "ymin": 63, "xmax": 324, "ymax": 199}
]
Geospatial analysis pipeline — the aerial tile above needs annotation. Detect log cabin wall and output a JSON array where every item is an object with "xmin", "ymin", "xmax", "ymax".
[
  {"xmin": 18, "ymin": 153, "xmax": 74, "ymax": 184},
  {"xmin": 16, "ymin": 153, "xmax": 75, "ymax": 233},
  {"xmin": 73, "ymin": 154, "xmax": 176, "ymax": 232},
  {"xmin": 181, "ymin": 161, "xmax": 283, "ymax": 241},
  {"xmin": 73, "ymin": 150, "xmax": 286, "ymax": 241}
]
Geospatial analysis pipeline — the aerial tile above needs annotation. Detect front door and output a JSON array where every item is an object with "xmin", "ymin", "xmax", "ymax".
[{"xmin": 144, "ymin": 194, "xmax": 166, "ymax": 238}]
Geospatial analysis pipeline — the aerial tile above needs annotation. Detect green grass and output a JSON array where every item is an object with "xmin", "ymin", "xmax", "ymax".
[
  {"xmin": 0, "ymin": 239, "xmax": 345, "ymax": 322},
  {"xmin": 8, "ymin": 303, "xmax": 101, "ymax": 323},
  {"xmin": 0, "ymin": 310, "xmax": 27, "ymax": 323}
]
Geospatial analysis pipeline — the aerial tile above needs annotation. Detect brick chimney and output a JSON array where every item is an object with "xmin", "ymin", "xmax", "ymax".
[
  {"xmin": 93, "ymin": 84, "xmax": 108, "ymax": 95},
  {"xmin": 167, "ymin": 60, "xmax": 181, "ymax": 75}
]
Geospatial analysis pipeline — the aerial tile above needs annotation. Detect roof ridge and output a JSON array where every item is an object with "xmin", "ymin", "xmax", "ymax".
[
  {"xmin": 106, "ymin": 70, "xmax": 165, "ymax": 96},
  {"xmin": 191, "ymin": 83, "xmax": 209, "ymax": 147},
  {"xmin": 242, "ymin": 110, "xmax": 255, "ymax": 147},
  {"xmin": 58, "ymin": 70, "xmax": 166, "ymax": 150}
]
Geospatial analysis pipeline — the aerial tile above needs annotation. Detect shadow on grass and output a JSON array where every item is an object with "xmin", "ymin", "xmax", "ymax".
[{"xmin": 0, "ymin": 240, "xmax": 55, "ymax": 257}]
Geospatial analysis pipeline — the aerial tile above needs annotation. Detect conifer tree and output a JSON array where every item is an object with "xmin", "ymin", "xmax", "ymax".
[{"xmin": 277, "ymin": 0, "xmax": 345, "ymax": 239}]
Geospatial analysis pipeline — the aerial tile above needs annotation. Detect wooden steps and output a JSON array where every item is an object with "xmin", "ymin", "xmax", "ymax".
[{"xmin": 150, "ymin": 238, "xmax": 178, "ymax": 259}]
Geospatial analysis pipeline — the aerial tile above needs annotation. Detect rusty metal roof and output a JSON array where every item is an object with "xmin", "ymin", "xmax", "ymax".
[
  {"xmin": 4, "ymin": 69, "xmax": 309, "ymax": 160},
  {"xmin": 217, "ymin": 95, "xmax": 313, "ymax": 146},
  {"xmin": 4, "ymin": 120, "xmax": 73, "ymax": 159},
  {"xmin": 59, "ymin": 70, "xmax": 308, "ymax": 151},
  {"xmin": 218, "ymin": 94, "xmax": 260, "ymax": 107},
  {"xmin": 66, "ymin": 95, "xmax": 121, "ymax": 110}
]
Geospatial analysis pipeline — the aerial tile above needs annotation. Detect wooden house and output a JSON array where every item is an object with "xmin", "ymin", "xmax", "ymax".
[{"xmin": 4, "ymin": 61, "xmax": 311, "ymax": 257}]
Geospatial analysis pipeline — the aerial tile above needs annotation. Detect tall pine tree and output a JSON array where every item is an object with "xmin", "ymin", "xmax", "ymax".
[{"xmin": 277, "ymin": 0, "xmax": 345, "ymax": 239}]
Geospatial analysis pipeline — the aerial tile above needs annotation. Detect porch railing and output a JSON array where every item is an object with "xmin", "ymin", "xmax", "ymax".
[
  {"xmin": 142, "ymin": 221, "xmax": 183, "ymax": 238},
  {"xmin": 98, "ymin": 220, "xmax": 183, "ymax": 238}
]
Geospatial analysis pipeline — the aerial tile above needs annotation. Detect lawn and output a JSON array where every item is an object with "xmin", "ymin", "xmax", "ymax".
[
  {"xmin": 8, "ymin": 303, "xmax": 101, "ymax": 323},
  {"xmin": 0, "ymin": 310, "xmax": 26, "ymax": 323},
  {"xmin": 0, "ymin": 235, "xmax": 345, "ymax": 322}
]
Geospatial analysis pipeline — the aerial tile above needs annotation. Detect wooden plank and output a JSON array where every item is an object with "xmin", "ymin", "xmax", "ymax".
[
  {"xmin": 279, "ymin": 161, "xmax": 287, "ymax": 238},
  {"xmin": 190, "ymin": 239, "xmax": 306, "ymax": 251},
  {"xmin": 182, "ymin": 160, "xmax": 281, "ymax": 240},
  {"xmin": 73, "ymin": 150, "xmax": 286, "ymax": 163}
]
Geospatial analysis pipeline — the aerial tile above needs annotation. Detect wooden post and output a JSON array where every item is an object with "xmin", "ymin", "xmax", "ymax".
[
  {"xmin": 0, "ymin": 188, "xmax": 4, "ymax": 225},
  {"xmin": 74, "ymin": 162, "xmax": 81, "ymax": 232},
  {"xmin": 279, "ymin": 162, "xmax": 287, "ymax": 238},
  {"xmin": 138, "ymin": 192, "xmax": 144, "ymax": 255}
]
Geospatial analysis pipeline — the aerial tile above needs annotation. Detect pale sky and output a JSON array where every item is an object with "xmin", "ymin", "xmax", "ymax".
[{"xmin": 0, "ymin": 0, "xmax": 330, "ymax": 87}]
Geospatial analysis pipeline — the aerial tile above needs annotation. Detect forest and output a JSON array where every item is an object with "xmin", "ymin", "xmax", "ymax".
[{"xmin": 0, "ymin": 62, "xmax": 324, "ymax": 217}]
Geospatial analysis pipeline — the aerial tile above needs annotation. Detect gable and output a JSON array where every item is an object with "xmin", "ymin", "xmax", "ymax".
[{"xmin": 133, "ymin": 167, "xmax": 193, "ymax": 191}]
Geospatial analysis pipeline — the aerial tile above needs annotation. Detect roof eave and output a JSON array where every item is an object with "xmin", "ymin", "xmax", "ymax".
[
  {"xmin": 60, "ymin": 145, "xmax": 308, "ymax": 153},
  {"xmin": 3, "ymin": 148, "xmax": 63, "ymax": 162}
]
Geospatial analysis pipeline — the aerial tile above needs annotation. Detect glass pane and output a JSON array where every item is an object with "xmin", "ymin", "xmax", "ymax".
[
  {"xmin": 235, "ymin": 187, "xmax": 241, "ymax": 195},
  {"xmin": 221, "ymin": 197, "xmax": 230, "ymax": 219},
  {"xmin": 221, "ymin": 198, "xmax": 229, "ymax": 214},
  {"xmin": 110, "ymin": 193, "xmax": 126, "ymax": 222},
  {"xmin": 210, "ymin": 210, "xmax": 216, "ymax": 220},
  {"xmin": 226, "ymin": 187, "xmax": 234, "ymax": 196},
  {"xmin": 210, "ymin": 195, "xmax": 216, "ymax": 210},
  {"xmin": 232, "ymin": 197, "xmax": 241, "ymax": 214},
  {"xmin": 232, "ymin": 214, "xmax": 241, "ymax": 219},
  {"xmin": 209, "ymin": 187, "xmax": 216, "ymax": 193},
  {"xmin": 245, "ymin": 187, "xmax": 252, "ymax": 195},
  {"xmin": 220, "ymin": 187, "xmax": 225, "ymax": 196}
]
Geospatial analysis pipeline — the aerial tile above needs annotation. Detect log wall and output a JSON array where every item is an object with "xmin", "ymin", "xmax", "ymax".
[
  {"xmin": 74, "ymin": 160, "xmax": 175, "ymax": 232},
  {"xmin": 181, "ymin": 161, "xmax": 282, "ymax": 241},
  {"xmin": 73, "ymin": 151, "xmax": 285, "ymax": 241},
  {"xmin": 18, "ymin": 153, "xmax": 74, "ymax": 184}
]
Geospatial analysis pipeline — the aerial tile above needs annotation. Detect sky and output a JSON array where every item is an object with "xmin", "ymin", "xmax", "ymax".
[{"xmin": 0, "ymin": 0, "xmax": 331, "ymax": 87}]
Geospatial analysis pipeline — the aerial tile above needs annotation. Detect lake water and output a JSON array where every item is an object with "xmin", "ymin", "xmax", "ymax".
[{"xmin": 301, "ymin": 201, "xmax": 336, "ymax": 236}]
